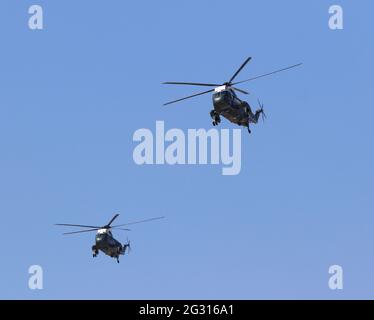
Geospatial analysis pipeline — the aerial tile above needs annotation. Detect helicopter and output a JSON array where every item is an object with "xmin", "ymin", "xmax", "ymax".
[
  {"xmin": 163, "ymin": 57, "xmax": 302, "ymax": 134},
  {"xmin": 56, "ymin": 214, "xmax": 164, "ymax": 263}
]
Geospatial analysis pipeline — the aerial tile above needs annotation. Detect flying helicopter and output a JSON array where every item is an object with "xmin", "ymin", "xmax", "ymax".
[
  {"xmin": 163, "ymin": 57, "xmax": 302, "ymax": 134},
  {"xmin": 56, "ymin": 214, "xmax": 164, "ymax": 263}
]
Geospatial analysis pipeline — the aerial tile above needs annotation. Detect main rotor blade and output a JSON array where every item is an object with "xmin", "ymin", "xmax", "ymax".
[
  {"xmin": 106, "ymin": 213, "xmax": 120, "ymax": 227},
  {"xmin": 112, "ymin": 227, "xmax": 131, "ymax": 231},
  {"xmin": 62, "ymin": 228, "xmax": 100, "ymax": 235},
  {"xmin": 232, "ymin": 87, "xmax": 249, "ymax": 95},
  {"xmin": 232, "ymin": 63, "xmax": 302, "ymax": 85},
  {"xmin": 164, "ymin": 89, "xmax": 214, "ymax": 106},
  {"xmin": 228, "ymin": 57, "xmax": 252, "ymax": 84},
  {"xmin": 55, "ymin": 223, "xmax": 101, "ymax": 229},
  {"xmin": 163, "ymin": 82, "xmax": 220, "ymax": 87},
  {"xmin": 112, "ymin": 216, "xmax": 165, "ymax": 227}
]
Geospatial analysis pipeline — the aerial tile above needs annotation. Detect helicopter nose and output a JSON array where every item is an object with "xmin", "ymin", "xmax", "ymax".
[
  {"xmin": 213, "ymin": 94, "xmax": 221, "ymax": 102},
  {"xmin": 213, "ymin": 93, "xmax": 223, "ymax": 102},
  {"xmin": 213, "ymin": 92, "xmax": 228, "ymax": 106}
]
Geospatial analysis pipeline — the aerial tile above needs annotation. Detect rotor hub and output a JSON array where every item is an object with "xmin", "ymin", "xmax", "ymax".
[{"xmin": 214, "ymin": 85, "xmax": 228, "ymax": 93}]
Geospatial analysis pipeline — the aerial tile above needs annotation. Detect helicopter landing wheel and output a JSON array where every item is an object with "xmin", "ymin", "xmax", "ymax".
[{"xmin": 212, "ymin": 117, "xmax": 220, "ymax": 127}]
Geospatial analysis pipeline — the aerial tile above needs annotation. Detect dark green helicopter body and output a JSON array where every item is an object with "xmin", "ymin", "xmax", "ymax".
[
  {"xmin": 164, "ymin": 57, "xmax": 302, "ymax": 134},
  {"xmin": 92, "ymin": 229, "xmax": 130, "ymax": 263},
  {"xmin": 211, "ymin": 87, "xmax": 263, "ymax": 132},
  {"xmin": 56, "ymin": 214, "xmax": 164, "ymax": 263}
]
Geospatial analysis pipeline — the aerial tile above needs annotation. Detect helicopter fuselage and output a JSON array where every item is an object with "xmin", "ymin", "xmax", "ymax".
[
  {"xmin": 92, "ymin": 229, "xmax": 127, "ymax": 261},
  {"xmin": 211, "ymin": 88, "xmax": 257, "ymax": 128}
]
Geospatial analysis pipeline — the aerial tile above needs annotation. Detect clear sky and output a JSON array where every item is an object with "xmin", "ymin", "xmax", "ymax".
[{"xmin": 1, "ymin": 0, "xmax": 373, "ymax": 299}]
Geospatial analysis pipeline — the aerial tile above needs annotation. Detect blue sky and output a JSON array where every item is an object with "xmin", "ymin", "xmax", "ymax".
[{"xmin": 0, "ymin": 0, "xmax": 373, "ymax": 299}]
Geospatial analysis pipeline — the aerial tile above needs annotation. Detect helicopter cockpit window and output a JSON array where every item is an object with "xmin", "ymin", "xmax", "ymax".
[{"xmin": 96, "ymin": 233, "xmax": 106, "ymax": 241}]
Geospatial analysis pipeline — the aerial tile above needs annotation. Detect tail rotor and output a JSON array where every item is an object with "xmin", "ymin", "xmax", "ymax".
[
  {"xmin": 257, "ymin": 99, "xmax": 267, "ymax": 122},
  {"xmin": 123, "ymin": 237, "xmax": 131, "ymax": 254}
]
